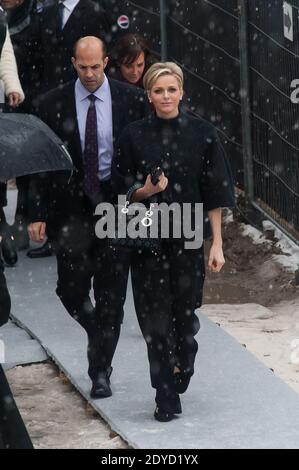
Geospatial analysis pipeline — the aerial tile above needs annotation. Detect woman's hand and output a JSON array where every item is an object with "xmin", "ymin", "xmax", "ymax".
[
  {"xmin": 131, "ymin": 171, "xmax": 168, "ymax": 202},
  {"xmin": 143, "ymin": 172, "xmax": 168, "ymax": 198},
  {"xmin": 8, "ymin": 92, "xmax": 22, "ymax": 108},
  {"xmin": 208, "ymin": 243, "xmax": 225, "ymax": 273}
]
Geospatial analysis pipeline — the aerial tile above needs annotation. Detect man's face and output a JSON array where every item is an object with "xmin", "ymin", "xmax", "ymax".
[
  {"xmin": 71, "ymin": 44, "xmax": 109, "ymax": 93},
  {"xmin": 0, "ymin": 0, "xmax": 24, "ymax": 10}
]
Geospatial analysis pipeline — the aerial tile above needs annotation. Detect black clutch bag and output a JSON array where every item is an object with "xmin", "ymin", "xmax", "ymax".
[
  {"xmin": 109, "ymin": 199, "xmax": 162, "ymax": 254},
  {"xmin": 109, "ymin": 172, "xmax": 163, "ymax": 253},
  {"xmin": 108, "ymin": 165, "xmax": 185, "ymax": 253}
]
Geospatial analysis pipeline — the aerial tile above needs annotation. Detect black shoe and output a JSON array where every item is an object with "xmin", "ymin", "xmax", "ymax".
[
  {"xmin": 174, "ymin": 370, "xmax": 192, "ymax": 394},
  {"xmin": 26, "ymin": 241, "xmax": 53, "ymax": 259},
  {"xmin": 155, "ymin": 388, "xmax": 182, "ymax": 415},
  {"xmin": 90, "ymin": 367, "xmax": 113, "ymax": 399},
  {"xmin": 154, "ymin": 406, "xmax": 176, "ymax": 422},
  {"xmin": 1, "ymin": 235, "xmax": 18, "ymax": 266}
]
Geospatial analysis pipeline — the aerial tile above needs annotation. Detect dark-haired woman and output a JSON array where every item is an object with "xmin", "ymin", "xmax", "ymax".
[{"xmin": 108, "ymin": 33, "xmax": 156, "ymax": 87}]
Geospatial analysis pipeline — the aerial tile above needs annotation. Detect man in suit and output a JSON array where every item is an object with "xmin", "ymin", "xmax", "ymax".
[
  {"xmin": 28, "ymin": 36, "xmax": 147, "ymax": 398},
  {"xmin": 27, "ymin": 0, "xmax": 129, "ymax": 259},
  {"xmin": 34, "ymin": 0, "xmax": 126, "ymax": 94}
]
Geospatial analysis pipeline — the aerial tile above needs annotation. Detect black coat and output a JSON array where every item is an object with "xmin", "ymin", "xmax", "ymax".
[
  {"xmin": 6, "ymin": 0, "xmax": 40, "ymax": 111},
  {"xmin": 112, "ymin": 112, "xmax": 235, "ymax": 236},
  {"xmin": 0, "ymin": 259, "xmax": 10, "ymax": 327},
  {"xmin": 34, "ymin": 0, "xmax": 120, "ymax": 93},
  {"xmin": 29, "ymin": 78, "xmax": 148, "ymax": 238}
]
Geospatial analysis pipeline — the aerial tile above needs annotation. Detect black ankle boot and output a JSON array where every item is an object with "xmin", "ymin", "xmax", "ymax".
[
  {"xmin": 154, "ymin": 407, "xmax": 176, "ymax": 422},
  {"xmin": 174, "ymin": 371, "xmax": 192, "ymax": 394},
  {"xmin": 154, "ymin": 388, "xmax": 182, "ymax": 421},
  {"xmin": 1, "ymin": 235, "xmax": 18, "ymax": 266},
  {"xmin": 90, "ymin": 367, "xmax": 113, "ymax": 399}
]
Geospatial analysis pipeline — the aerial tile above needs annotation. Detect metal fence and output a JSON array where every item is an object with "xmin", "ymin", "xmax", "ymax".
[
  {"xmin": 246, "ymin": 0, "xmax": 299, "ymax": 242},
  {"xmin": 125, "ymin": 0, "xmax": 299, "ymax": 243}
]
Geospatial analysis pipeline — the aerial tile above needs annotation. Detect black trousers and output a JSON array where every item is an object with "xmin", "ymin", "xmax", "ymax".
[
  {"xmin": 131, "ymin": 242, "xmax": 205, "ymax": 411},
  {"xmin": 0, "ymin": 183, "xmax": 6, "ymax": 208},
  {"xmin": 0, "ymin": 183, "xmax": 7, "ymax": 235},
  {"xmin": 56, "ymin": 239, "xmax": 130, "ymax": 380},
  {"xmin": 0, "ymin": 366, "xmax": 33, "ymax": 449},
  {"xmin": 0, "ymin": 263, "xmax": 32, "ymax": 448},
  {"xmin": 54, "ymin": 186, "xmax": 130, "ymax": 381}
]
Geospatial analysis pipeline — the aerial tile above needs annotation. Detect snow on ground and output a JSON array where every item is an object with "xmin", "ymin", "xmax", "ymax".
[
  {"xmin": 203, "ymin": 299, "xmax": 299, "ymax": 395},
  {"xmin": 224, "ymin": 210, "xmax": 299, "ymax": 273},
  {"xmin": 6, "ymin": 363, "xmax": 128, "ymax": 449}
]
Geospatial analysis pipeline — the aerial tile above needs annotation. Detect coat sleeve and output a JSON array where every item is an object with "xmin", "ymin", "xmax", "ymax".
[
  {"xmin": 199, "ymin": 127, "xmax": 236, "ymax": 211},
  {"xmin": 28, "ymin": 171, "xmax": 49, "ymax": 223},
  {"xmin": 29, "ymin": 87, "xmax": 73, "ymax": 228},
  {"xmin": 28, "ymin": 91, "xmax": 55, "ymax": 224},
  {"xmin": 0, "ymin": 28, "xmax": 24, "ymax": 101},
  {"xmin": 111, "ymin": 126, "xmax": 138, "ymax": 196}
]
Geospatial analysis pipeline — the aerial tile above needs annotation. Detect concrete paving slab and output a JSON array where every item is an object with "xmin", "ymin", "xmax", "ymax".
[
  {"xmin": 4, "ymin": 252, "xmax": 299, "ymax": 449},
  {"xmin": 0, "ymin": 320, "xmax": 47, "ymax": 370}
]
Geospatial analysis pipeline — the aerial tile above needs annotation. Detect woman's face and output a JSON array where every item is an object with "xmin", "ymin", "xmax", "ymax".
[
  {"xmin": 148, "ymin": 75, "xmax": 182, "ymax": 119},
  {"xmin": 120, "ymin": 52, "xmax": 145, "ymax": 84}
]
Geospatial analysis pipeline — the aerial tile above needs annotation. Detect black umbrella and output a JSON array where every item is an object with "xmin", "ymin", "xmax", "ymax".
[{"xmin": 0, "ymin": 113, "xmax": 74, "ymax": 182}]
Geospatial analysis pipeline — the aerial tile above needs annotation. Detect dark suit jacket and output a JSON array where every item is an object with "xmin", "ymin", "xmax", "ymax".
[
  {"xmin": 35, "ymin": 0, "xmax": 117, "ymax": 93},
  {"xmin": 29, "ymin": 78, "xmax": 148, "ymax": 240}
]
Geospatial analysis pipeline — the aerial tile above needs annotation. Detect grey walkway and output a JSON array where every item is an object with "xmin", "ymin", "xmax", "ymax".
[
  {"xmin": 4, "ymin": 251, "xmax": 299, "ymax": 449},
  {"xmin": 0, "ymin": 320, "xmax": 47, "ymax": 371}
]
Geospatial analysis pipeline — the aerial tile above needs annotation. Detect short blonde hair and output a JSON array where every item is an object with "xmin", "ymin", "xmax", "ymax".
[{"xmin": 143, "ymin": 62, "xmax": 184, "ymax": 91}]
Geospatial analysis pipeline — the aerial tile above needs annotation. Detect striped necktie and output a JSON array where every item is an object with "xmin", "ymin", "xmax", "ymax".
[
  {"xmin": 83, "ymin": 94, "xmax": 100, "ymax": 198},
  {"xmin": 56, "ymin": 2, "xmax": 65, "ymax": 33}
]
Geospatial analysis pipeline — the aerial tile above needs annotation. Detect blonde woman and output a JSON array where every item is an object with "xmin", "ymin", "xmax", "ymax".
[{"xmin": 112, "ymin": 62, "xmax": 235, "ymax": 422}]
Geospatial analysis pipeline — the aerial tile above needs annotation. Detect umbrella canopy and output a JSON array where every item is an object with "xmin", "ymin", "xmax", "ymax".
[{"xmin": 0, "ymin": 113, "xmax": 74, "ymax": 182}]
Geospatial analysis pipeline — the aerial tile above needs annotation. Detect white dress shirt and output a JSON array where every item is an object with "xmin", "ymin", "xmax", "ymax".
[
  {"xmin": 75, "ymin": 75, "xmax": 114, "ymax": 181},
  {"xmin": 60, "ymin": 0, "xmax": 80, "ymax": 29}
]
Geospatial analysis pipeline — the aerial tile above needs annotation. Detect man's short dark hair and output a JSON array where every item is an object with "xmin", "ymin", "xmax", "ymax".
[{"xmin": 72, "ymin": 36, "xmax": 107, "ymax": 59}]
